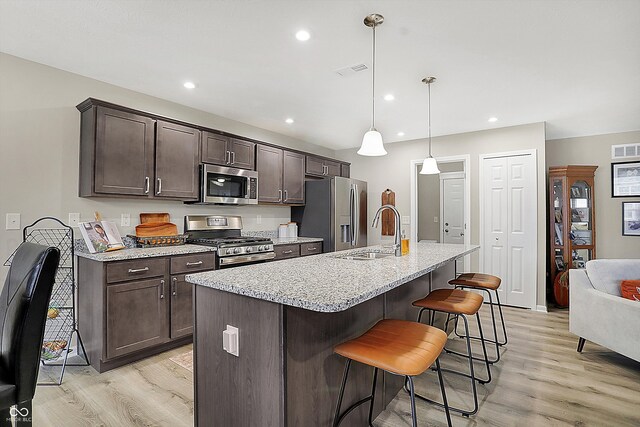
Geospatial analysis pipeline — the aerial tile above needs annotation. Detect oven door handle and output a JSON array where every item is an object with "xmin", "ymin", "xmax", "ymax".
[{"xmin": 219, "ymin": 252, "xmax": 276, "ymax": 266}]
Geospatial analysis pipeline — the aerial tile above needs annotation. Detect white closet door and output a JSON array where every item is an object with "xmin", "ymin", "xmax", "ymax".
[
  {"xmin": 482, "ymin": 153, "xmax": 537, "ymax": 309},
  {"xmin": 442, "ymin": 177, "xmax": 465, "ymax": 245}
]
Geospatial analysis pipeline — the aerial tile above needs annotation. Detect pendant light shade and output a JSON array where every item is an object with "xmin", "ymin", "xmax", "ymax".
[
  {"xmin": 358, "ymin": 129, "xmax": 387, "ymax": 156},
  {"xmin": 419, "ymin": 76, "xmax": 440, "ymax": 175},
  {"xmin": 358, "ymin": 14, "xmax": 386, "ymax": 157}
]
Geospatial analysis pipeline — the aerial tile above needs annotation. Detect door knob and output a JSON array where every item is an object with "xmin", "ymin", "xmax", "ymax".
[
  {"xmin": 445, "ymin": 229, "xmax": 449, "ymax": 233},
  {"xmin": 495, "ymin": 237, "xmax": 499, "ymax": 241},
  {"xmin": 460, "ymin": 233, "xmax": 464, "ymax": 236},
  {"xmin": 445, "ymin": 222, "xmax": 449, "ymax": 226}
]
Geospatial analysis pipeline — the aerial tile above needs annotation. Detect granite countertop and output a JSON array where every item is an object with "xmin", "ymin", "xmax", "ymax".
[
  {"xmin": 270, "ymin": 236, "xmax": 323, "ymax": 245},
  {"xmin": 186, "ymin": 242, "xmax": 479, "ymax": 313},
  {"xmin": 75, "ymin": 244, "xmax": 216, "ymax": 262}
]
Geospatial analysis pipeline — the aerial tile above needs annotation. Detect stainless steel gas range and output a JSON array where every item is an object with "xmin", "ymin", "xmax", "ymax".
[{"xmin": 184, "ymin": 215, "xmax": 275, "ymax": 268}]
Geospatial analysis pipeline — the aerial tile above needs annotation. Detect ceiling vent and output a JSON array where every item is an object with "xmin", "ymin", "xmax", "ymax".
[
  {"xmin": 336, "ymin": 64, "xmax": 368, "ymax": 77},
  {"xmin": 611, "ymin": 143, "xmax": 640, "ymax": 160}
]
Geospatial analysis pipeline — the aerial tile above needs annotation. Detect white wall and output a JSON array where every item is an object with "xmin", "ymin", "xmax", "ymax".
[
  {"xmin": 337, "ymin": 123, "xmax": 547, "ymax": 308},
  {"xmin": 0, "ymin": 53, "xmax": 335, "ymax": 281}
]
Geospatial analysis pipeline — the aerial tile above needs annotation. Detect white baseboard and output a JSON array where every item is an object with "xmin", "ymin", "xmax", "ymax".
[{"xmin": 536, "ymin": 304, "xmax": 548, "ymax": 313}]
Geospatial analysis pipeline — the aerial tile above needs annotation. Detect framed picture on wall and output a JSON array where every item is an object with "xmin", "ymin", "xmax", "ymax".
[
  {"xmin": 611, "ymin": 161, "xmax": 640, "ymax": 197},
  {"xmin": 622, "ymin": 202, "xmax": 640, "ymax": 236}
]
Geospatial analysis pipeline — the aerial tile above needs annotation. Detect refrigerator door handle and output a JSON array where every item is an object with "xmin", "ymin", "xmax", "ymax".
[
  {"xmin": 353, "ymin": 184, "xmax": 359, "ymax": 246},
  {"xmin": 349, "ymin": 185, "xmax": 355, "ymax": 246}
]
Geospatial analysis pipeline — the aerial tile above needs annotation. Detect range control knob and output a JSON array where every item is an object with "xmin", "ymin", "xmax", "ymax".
[
  {"xmin": 258, "ymin": 245, "xmax": 264, "ymax": 251},
  {"xmin": 234, "ymin": 248, "xmax": 241, "ymax": 254},
  {"xmin": 246, "ymin": 247, "xmax": 253, "ymax": 253}
]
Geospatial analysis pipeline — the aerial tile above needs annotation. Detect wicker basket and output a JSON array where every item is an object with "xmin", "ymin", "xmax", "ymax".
[{"xmin": 128, "ymin": 234, "xmax": 188, "ymax": 248}]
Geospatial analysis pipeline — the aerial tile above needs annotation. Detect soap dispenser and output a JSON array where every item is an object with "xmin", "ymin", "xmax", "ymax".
[{"xmin": 401, "ymin": 229, "xmax": 410, "ymax": 255}]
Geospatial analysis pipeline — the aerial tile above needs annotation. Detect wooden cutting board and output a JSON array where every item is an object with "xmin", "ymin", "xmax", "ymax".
[
  {"xmin": 381, "ymin": 189, "xmax": 396, "ymax": 236},
  {"xmin": 140, "ymin": 213, "xmax": 171, "ymax": 224},
  {"xmin": 135, "ymin": 222, "xmax": 178, "ymax": 237}
]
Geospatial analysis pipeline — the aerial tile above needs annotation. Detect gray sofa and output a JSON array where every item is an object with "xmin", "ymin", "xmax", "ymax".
[{"xmin": 569, "ymin": 259, "xmax": 640, "ymax": 362}]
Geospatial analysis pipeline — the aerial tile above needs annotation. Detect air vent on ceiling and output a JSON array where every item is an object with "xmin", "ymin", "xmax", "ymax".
[
  {"xmin": 336, "ymin": 64, "xmax": 368, "ymax": 77},
  {"xmin": 611, "ymin": 143, "xmax": 640, "ymax": 160}
]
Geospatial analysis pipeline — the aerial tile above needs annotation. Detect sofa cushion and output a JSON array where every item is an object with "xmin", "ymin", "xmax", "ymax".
[
  {"xmin": 621, "ymin": 280, "xmax": 640, "ymax": 301},
  {"xmin": 585, "ymin": 259, "xmax": 640, "ymax": 296}
]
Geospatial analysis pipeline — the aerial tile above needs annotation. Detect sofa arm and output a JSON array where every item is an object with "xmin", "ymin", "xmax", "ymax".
[{"xmin": 570, "ymin": 269, "xmax": 640, "ymax": 362}]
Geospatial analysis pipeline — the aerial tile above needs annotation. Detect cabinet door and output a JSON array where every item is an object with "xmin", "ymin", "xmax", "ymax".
[
  {"xmin": 283, "ymin": 151, "xmax": 305, "ymax": 204},
  {"xmin": 95, "ymin": 107, "xmax": 155, "ymax": 196},
  {"xmin": 341, "ymin": 164, "xmax": 350, "ymax": 178},
  {"xmin": 229, "ymin": 138, "xmax": 255, "ymax": 170},
  {"xmin": 170, "ymin": 275, "xmax": 193, "ymax": 339},
  {"xmin": 106, "ymin": 278, "xmax": 169, "ymax": 359},
  {"xmin": 155, "ymin": 120, "xmax": 201, "ymax": 200},
  {"xmin": 305, "ymin": 156, "xmax": 325, "ymax": 177},
  {"xmin": 256, "ymin": 145, "xmax": 283, "ymax": 203},
  {"xmin": 201, "ymin": 131, "xmax": 229, "ymax": 165},
  {"xmin": 325, "ymin": 160, "xmax": 342, "ymax": 177}
]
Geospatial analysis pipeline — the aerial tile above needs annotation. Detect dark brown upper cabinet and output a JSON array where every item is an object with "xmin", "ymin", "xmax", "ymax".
[
  {"xmin": 341, "ymin": 163, "xmax": 350, "ymax": 178},
  {"xmin": 155, "ymin": 121, "xmax": 200, "ymax": 200},
  {"xmin": 201, "ymin": 131, "xmax": 255, "ymax": 170},
  {"xmin": 84, "ymin": 106, "xmax": 156, "ymax": 197},
  {"xmin": 305, "ymin": 155, "xmax": 342, "ymax": 178},
  {"xmin": 256, "ymin": 145, "xmax": 305, "ymax": 205}
]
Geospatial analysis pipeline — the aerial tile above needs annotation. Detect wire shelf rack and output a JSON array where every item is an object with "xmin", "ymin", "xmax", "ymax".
[{"xmin": 4, "ymin": 217, "xmax": 89, "ymax": 385}]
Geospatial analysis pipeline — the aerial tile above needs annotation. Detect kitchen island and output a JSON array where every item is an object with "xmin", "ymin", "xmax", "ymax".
[{"xmin": 186, "ymin": 242, "xmax": 478, "ymax": 426}]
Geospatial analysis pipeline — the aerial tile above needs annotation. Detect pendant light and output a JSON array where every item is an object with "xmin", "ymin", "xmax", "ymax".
[
  {"xmin": 420, "ymin": 76, "xmax": 440, "ymax": 174},
  {"xmin": 357, "ymin": 13, "xmax": 387, "ymax": 156}
]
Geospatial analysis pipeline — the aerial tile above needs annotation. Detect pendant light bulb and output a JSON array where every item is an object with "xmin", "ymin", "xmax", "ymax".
[
  {"xmin": 419, "ymin": 76, "xmax": 440, "ymax": 175},
  {"xmin": 358, "ymin": 14, "xmax": 386, "ymax": 157}
]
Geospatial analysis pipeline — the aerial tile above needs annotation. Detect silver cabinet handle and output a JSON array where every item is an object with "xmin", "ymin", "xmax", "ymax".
[
  {"xmin": 284, "ymin": 189, "xmax": 288, "ymax": 202},
  {"xmin": 160, "ymin": 279, "xmax": 165, "ymax": 299},
  {"xmin": 282, "ymin": 250, "xmax": 293, "ymax": 254},
  {"xmin": 128, "ymin": 267, "xmax": 149, "ymax": 274},
  {"xmin": 231, "ymin": 151, "xmax": 236, "ymax": 165},
  {"xmin": 307, "ymin": 247, "xmax": 317, "ymax": 251},
  {"xmin": 226, "ymin": 150, "xmax": 231, "ymax": 164},
  {"xmin": 278, "ymin": 189, "xmax": 283, "ymax": 202},
  {"xmin": 186, "ymin": 261, "xmax": 203, "ymax": 266},
  {"xmin": 156, "ymin": 177, "xmax": 162, "ymax": 194},
  {"xmin": 172, "ymin": 277, "xmax": 177, "ymax": 297},
  {"xmin": 144, "ymin": 176, "xmax": 150, "ymax": 194},
  {"xmin": 323, "ymin": 165, "xmax": 328, "ymax": 175}
]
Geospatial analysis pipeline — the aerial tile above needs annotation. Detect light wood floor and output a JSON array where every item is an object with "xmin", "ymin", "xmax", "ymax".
[{"xmin": 33, "ymin": 307, "xmax": 640, "ymax": 426}]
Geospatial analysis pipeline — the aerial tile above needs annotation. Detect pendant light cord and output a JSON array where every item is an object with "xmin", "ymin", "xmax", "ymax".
[
  {"xmin": 428, "ymin": 81, "xmax": 432, "ymax": 156},
  {"xmin": 371, "ymin": 24, "xmax": 376, "ymax": 130}
]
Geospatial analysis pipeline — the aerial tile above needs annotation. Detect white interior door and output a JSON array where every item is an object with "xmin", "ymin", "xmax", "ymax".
[
  {"xmin": 482, "ymin": 153, "xmax": 536, "ymax": 309},
  {"xmin": 441, "ymin": 176, "xmax": 465, "ymax": 245}
]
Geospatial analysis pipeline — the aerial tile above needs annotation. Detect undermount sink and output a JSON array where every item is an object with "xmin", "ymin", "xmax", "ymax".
[{"xmin": 334, "ymin": 251, "xmax": 394, "ymax": 261}]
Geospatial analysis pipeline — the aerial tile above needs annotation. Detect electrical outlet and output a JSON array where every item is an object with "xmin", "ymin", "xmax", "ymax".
[
  {"xmin": 121, "ymin": 213, "xmax": 131, "ymax": 227},
  {"xmin": 5, "ymin": 213, "xmax": 20, "ymax": 230},
  {"xmin": 256, "ymin": 214, "xmax": 262, "ymax": 225},
  {"xmin": 434, "ymin": 216, "xmax": 439, "ymax": 223},
  {"xmin": 68, "ymin": 213, "xmax": 80, "ymax": 227},
  {"xmin": 401, "ymin": 215, "xmax": 410, "ymax": 225},
  {"xmin": 222, "ymin": 325, "xmax": 239, "ymax": 357}
]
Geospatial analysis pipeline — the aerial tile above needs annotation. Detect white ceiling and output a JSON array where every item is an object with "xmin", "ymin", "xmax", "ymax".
[{"xmin": 1, "ymin": 0, "xmax": 639, "ymax": 150}]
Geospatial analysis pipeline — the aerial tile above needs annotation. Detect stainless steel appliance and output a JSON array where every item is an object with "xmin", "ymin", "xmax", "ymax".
[
  {"xmin": 195, "ymin": 164, "xmax": 258, "ymax": 205},
  {"xmin": 291, "ymin": 176, "xmax": 367, "ymax": 252},
  {"xmin": 185, "ymin": 215, "xmax": 275, "ymax": 268}
]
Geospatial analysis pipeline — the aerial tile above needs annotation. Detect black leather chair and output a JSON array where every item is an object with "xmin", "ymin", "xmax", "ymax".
[{"xmin": 0, "ymin": 242, "xmax": 60, "ymax": 427}]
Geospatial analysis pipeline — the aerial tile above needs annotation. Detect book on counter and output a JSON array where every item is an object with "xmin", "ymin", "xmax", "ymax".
[{"xmin": 78, "ymin": 221, "xmax": 125, "ymax": 253}]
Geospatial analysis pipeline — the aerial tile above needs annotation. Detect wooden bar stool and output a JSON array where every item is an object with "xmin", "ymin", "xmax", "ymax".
[
  {"xmin": 333, "ymin": 319, "xmax": 452, "ymax": 427},
  {"xmin": 449, "ymin": 273, "xmax": 507, "ymax": 364},
  {"xmin": 412, "ymin": 289, "xmax": 491, "ymax": 417}
]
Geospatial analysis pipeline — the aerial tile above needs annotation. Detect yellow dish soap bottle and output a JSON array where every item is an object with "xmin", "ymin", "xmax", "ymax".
[{"xmin": 401, "ymin": 230, "xmax": 410, "ymax": 255}]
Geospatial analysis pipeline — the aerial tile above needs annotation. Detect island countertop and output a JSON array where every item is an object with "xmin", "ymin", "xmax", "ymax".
[{"xmin": 186, "ymin": 242, "xmax": 478, "ymax": 313}]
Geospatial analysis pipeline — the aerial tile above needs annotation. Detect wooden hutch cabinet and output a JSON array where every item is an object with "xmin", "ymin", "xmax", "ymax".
[{"xmin": 548, "ymin": 165, "xmax": 598, "ymax": 306}]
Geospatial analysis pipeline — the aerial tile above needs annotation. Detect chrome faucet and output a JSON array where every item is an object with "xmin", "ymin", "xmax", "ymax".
[{"xmin": 372, "ymin": 204, "xmax": 403, "ymax": 257}]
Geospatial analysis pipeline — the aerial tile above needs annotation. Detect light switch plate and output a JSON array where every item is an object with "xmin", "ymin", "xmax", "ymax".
[
  {"xmin": 401, "ymin": 215, "xmax": 410, "ymax": 225},
  {"xmin": 121, "ymin": 213, "xmax": 130, "ymax": 227},
  {"xmin": 68, "ymin": 213, "xmax": 80, "ymax": 227},
  {"xmin": 5, "ymin": 213, "xmax": 20, "ymax": 230},
  {"xmin": 434, "ymin": 216, "xmax": 439, "ymax": 223}
]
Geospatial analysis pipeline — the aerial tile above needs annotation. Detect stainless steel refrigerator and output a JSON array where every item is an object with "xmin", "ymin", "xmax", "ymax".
[{"xmin": 291, "ymin": 176, "xmax": 367, "ymax": 252}]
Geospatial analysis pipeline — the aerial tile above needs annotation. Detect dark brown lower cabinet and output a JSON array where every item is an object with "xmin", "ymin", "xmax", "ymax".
[
  {"xmin": 170, "ymin": 274, "xmax": 194, "ymax": 338},
  {"xmin": 106, "ymin": 278, "xmax": 169, "ymax": 359},
  {"xmin": 273, "ymin": 242, "xmax": 322, "ymax": 260}
]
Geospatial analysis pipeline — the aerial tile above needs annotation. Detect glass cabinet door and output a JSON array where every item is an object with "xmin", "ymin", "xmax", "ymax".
[{"xmin": 569, "ymin": 180, "xmax": 593, "ymax": 267}]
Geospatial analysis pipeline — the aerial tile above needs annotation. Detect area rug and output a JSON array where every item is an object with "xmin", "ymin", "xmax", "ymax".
[{"xmin": 169, "ymin": 350, "xmax": 193, "ymax": 372}]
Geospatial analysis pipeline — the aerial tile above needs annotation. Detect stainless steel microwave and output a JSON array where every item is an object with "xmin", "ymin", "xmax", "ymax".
[{"xmin": 197, "ymin": 164, "xmax": 258, "ymax": 205}]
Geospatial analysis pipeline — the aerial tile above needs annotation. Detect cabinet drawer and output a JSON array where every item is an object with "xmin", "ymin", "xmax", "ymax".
[
  {"xmin": 300, "ymin": 242, "xmax": 322, "ymax": 256},
  {"xmin": 106, "ymin": 258, "xmax": 167, "ymax": 283},
  {"xmin": 170, "ymin": 253, "xmax": 216, "ymax": 274},
  {"xmin": 274, "ymin": 244, "xmax": 300, "ymax": 260}
]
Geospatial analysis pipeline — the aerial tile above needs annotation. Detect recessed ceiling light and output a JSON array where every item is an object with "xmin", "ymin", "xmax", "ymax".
[
  {"xmin": 285, "ymin": 118, "xmax": 294, "ymax": 124},
  {"xmin": 384, "ymin": 94, "xmax": 395, "ymax": 101},
  {"xmin": 397, "ymin": 132, "xmax": 405, "ymax": 137},
  {"xmin": 488, "ymin": 117, "xmax": 498, "ymax": 123},
  {"xmin": 295, "ymin": 30, "xmax": 310, "ymax": 41},
  {"xmin": 183, "ymin": 81, "xmax": 196, "ymax": 89}
]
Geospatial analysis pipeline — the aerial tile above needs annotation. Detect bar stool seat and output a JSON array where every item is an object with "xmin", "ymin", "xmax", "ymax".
[
  {"xmin": 333, "ymin": 319, "xmax": 452, "ymax": 427},
  {"xmin": 450, "ymin": 273, "xmax": 501, "ymax": 290},
  {"xmin": 413, "ymin": 289, "xmax": 484, "ymax": 315},
  {"xmin": 335, "ymin": 319, "xmax": 447, "ymax": 377}
]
